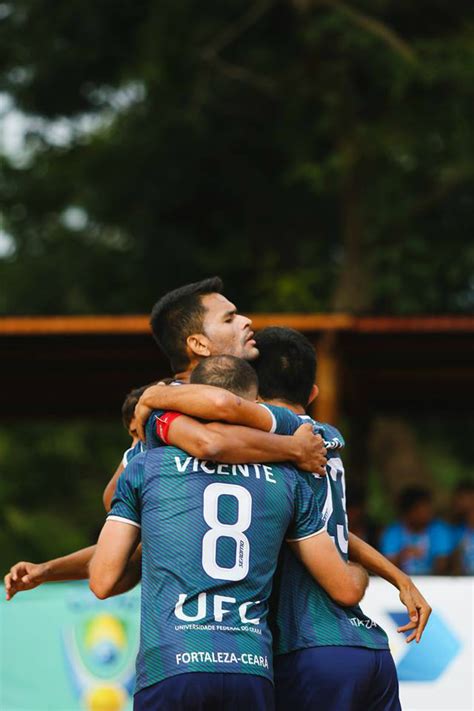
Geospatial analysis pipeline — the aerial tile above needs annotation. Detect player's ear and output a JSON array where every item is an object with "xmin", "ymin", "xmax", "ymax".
[
  {"xmin": 307, "ymin": 384, "xmax": 319, "ymax": 406},
  {"xmin": 187, "ymin": 333, "xmax": 211, "ymax": 358}
]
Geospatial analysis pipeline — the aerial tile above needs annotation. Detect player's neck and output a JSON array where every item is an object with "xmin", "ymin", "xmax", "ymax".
[
  {"xmin": 263, "ymin": 398, "xmax": 306, "ymax": 415},
  {"xmin": 173, "ymin": 370, "xmax": 192, "ymax": 383}
]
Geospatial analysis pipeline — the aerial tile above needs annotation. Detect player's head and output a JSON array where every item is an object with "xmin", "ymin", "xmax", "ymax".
[
  {"xmin": 122, "ymin": 383, "xmax": 157, "ymax": 437},
  {"xmin": 398, "ymin": 486, "xmax": 433, "ymax": 530},
  {"xmin": 191, "ymin": 355, "xmax": 259, "ymax": 401},
  {"xmin": 252, "ymin": 327, "xmax": 318, "ymax": 408},
  {"xmin": 150, "ymin": 277, "xmax": 258, "ymax": 374}
]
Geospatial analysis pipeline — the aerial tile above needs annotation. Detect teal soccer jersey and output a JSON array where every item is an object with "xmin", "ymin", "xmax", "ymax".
[
  {"xmin": 108, "ymin": 446, "xmax": 325, "ymax": 692},
  {"xmin": 261, "ymin": 404, "xmax": 389, "ymax": 654}
]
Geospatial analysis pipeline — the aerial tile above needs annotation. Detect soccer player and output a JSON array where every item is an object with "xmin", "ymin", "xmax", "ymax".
[
  {"xmin": 4, "ymin": 278, "xmax": 326, "ymax": 598},
  {"xmin": 252, "ymin": 328, "xmax": 403, "ymax": 710},
  {"xmin": 90, "ymin": 357, "xmax": 368, "ymax": 710}
]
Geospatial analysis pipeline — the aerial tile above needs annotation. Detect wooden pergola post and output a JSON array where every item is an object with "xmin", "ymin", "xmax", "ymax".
[{"xmin": 310, "ymin": 331, "xmax": 342, "ymax": 426}]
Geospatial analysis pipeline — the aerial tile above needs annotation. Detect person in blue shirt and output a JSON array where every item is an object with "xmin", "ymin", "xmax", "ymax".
[
  {"xmin": 450, "ymin": 480, "xmax": 474, "ymax": 575},
  {"xmin": 380, "ymin": 486, "xmax": 453, "ymax": 575}
]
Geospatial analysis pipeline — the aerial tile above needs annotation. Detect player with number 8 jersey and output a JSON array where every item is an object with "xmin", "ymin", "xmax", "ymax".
[{"xmin": 107, "ymin": 442, "xmax": 326, "ymax": 705}]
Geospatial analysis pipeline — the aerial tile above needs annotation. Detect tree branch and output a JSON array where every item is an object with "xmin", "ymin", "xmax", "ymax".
[
  {"xmin": 201, "ymin": 0, "xmax": 276, "ymax": 61},
  {"xmin": 211, "ymin": 57, "xmax": 276, "ymax": 95},
  {"xmin": 200, "ymin": 0, "xmax": 277, "ymax": 96},
  {"xmin": 295, "ymin": 0, "xmax": 417, "ymax": 64}
]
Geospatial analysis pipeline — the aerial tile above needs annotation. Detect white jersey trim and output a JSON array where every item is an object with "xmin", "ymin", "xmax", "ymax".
[
  {"xmin": 258, "ymin": 404, "xmax": 277, "ymax": 433},
  {"xmin": 122, "ymin": 447, "xmax": 132, "ymax": 468},
  {"xmin": 286, "ymin": 526, "xmax": 326, "ymax": 543},
  {"xmin": 107, "ymin": 515, "xmax": 141, "ymax": 529}
]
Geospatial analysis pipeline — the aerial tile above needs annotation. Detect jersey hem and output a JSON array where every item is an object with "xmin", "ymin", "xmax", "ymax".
[
  {"xmin": 286, "ymin": 526, "xmax": 326, "ymax": 542},
  {"xmin": 258, "ymin": 404, "xmax": 277, "ymax": 433},
  {"xmin": 107, "ymin": 515, "xmax": 141, "ymax": 529}
]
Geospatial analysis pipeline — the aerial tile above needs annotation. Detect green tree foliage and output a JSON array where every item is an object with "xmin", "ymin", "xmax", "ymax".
[
  {"xmin": 0, "ymin": 420, "xmax": 128, "ymax": 571},
  {"xmin": 1, "ymin": 0, "xmax": 473, "ymax": 314}
]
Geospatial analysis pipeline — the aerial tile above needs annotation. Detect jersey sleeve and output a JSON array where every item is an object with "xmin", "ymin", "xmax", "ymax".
[
  {"xmin": 259, "ymin": 403, "xmax": 301, "ymax": 435},
  {"xmin": 108, "ymin": 455, "xmax": 146, "ymax": 528},
  {"xmin": 145, "ymin": 409, "xmax": 183, "ymax": 448},
  {"xmin": 320, "ymin": 423, "xmax": 345, "ymax": 449},
  {"xmin": 286, "ymin": 475, "xmax": 326, "ymax": 541}
]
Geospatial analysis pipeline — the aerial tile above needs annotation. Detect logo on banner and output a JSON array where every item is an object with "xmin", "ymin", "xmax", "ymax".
[
  {"xmin": 389, "ymin": 611, "xmax": 462, "ymax": 682},
  {"xmin": 62, "ymin": 610, "xmax": 137, "ymax": 711}
]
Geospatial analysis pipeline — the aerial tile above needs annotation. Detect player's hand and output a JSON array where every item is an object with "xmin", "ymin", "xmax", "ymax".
[
  {"xmin": 293, "ymin": 423, "xmax": 327, "ymax": 475},
  {"xmin": 134, "ymin": 401, "xmax": 152, "ymax": 442},
  {"xmin": 4, "ymin": 561, "xmax": 49, "ymax": 600},
  {"xmin": 397, "ymin": 579, "xmax": 432, "ymax": 643},
  {"xmin": 135, "ymin": 382, "xmax": 167, "ymax": 441}
]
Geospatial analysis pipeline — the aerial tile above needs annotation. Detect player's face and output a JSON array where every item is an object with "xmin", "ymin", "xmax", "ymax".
[
  {"xmin": 201, "ymin": 293, "xmax": 259, "ymax": 361},
  {"xmin": 407, "ymin": 501, "xmax": 433, "ymax": 529}
]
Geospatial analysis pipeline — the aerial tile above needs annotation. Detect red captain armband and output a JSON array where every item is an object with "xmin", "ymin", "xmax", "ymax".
[{"xmin": 155, "ymin": 411, "xmax": 183, "ymax": 444}]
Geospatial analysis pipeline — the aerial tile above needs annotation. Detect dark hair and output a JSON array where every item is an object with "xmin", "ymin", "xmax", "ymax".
[
  {"xmin": 150, "ymin": 277, "xmax": 224, "ymax": 372},
  {"xmin": 191, "ymin": 355, "xmax": 258, "ymax": 398},
  {"xmin": 253, "ymin": 327, "xmax": 317, "ymax": 407},
  {"xmin": 397, "ymin": 486, "xmax": 432, "ymax": 515},
  {"xmin": 121, "ymin": 383, "xmax": 156, "ymax": 431}
]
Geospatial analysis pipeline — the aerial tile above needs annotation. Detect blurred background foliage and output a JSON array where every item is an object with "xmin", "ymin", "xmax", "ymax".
[
  {"xmin": 1, "ymin": 0, "xmax": 474, "ymax": 314},
  {"xmin": 0, "ymin": 421, "xmax": 128, "ymax": 571},
  {"xmin": 1, "ymin": 1, "xmax": 474, "ymax": 568}
]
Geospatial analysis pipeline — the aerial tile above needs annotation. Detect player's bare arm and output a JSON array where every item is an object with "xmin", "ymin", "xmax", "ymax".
[
  {"xmin": 5, "ymin": 540, "xmax": 144, "ymax": 602},
  {"xmin": 89, "ymin": 520, "xmax": 141, "ymax": 600},
  {"xmin": 289, "ymin": 531, "xmax": 369, "ymax": 607},
  {"xmin": 4, "ymin": 545, "xmax": 96, "ymax": 601},
  {"xmin": 91, "ymin": 545, "xmax": 142, "ymax": 598},
  {"xmin": 135, "ymin": 383, "xmax": 274, "ymax": 440},
  {"xmin": 7, "ymin": 455, "xmax": 132, "ymax": 597},
  {"xmin": 348, "ymin": 532, "xmax": 432, "ymax": 643},
  {"xmin": 100, "ymin": 421, "xmax": 326, "ymax": 532},
  {"xmin": 159, "ymin": 415, "xmax": 326, "ymax": 471}
]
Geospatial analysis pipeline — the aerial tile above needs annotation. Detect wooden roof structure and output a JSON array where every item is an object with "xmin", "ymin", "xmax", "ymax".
[{"xmin": 1, "ymin": 314, "xmax": 473, "ymax": 422}]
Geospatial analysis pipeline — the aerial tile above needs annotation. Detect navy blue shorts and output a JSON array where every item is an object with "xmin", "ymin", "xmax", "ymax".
[
  {"xmin": 274, "ymin": 647, "xmax": 400, "ymax": 711},
  {"xmin": 134, "ymin": 672, "xmax": 275, "ymax": 711}
]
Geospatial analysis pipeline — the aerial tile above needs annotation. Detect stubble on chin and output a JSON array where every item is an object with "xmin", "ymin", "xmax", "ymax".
[{"xmin": 243, "ymin": 345, "xmax": 259, "ymax": 361}]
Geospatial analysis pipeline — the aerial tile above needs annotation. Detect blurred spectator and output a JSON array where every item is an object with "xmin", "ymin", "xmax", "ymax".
[
  {"xmin": 346, "ymin": 488, "xmax": 381, "ymax": 550},
  {"xmin": 450, "ymin": 480, "xmax": 474, "ymax": 575},
  {"xmin": 380, "ymin": 486, "xmax": 453, "ymax": 575}
]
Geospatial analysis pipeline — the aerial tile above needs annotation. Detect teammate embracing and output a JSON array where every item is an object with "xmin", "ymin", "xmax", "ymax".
[
  {"xmin": 90, "ymin": 357, "xmax": 368, "ymax": 710},
  {"xmin": 252, "ymin": 328, "xmax": 403, "ymax": 711}
]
